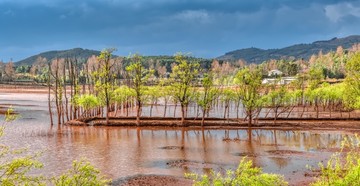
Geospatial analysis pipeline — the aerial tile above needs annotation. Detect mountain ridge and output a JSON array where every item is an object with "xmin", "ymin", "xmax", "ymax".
[
  {"xmin": 15, "ymin": 48, "xmax": 102, "ymax": 66},
  {"xmin": 14, "ymin": 35, "xmax": 360, "ymax": 66},
  {"xmin": 217, "ymin": 35, "xmax": 360, "ymax": 63}
]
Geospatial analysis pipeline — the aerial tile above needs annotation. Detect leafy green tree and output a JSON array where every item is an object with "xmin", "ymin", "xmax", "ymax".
[
  {"xmin": 327, "ymin": 83, "xmax": 345, "ymax": 117},
  {"xmin": 186, "ymin": 157, "xmax": 288, "ymax": 186},
  {"xmin": 76, "ymin": 94, "xmax": 100, "ymax": 117},
  {"xmin": 306, "ymin": 86, "xmax": 324, "ymax": 118},
  {"xmin": 126, "ymin": 54, "xmax": 153, "ymax": 125},
  {"xmin": 343, "ymin": 52, "xmax": 360, "ymax": 111},
  {"xmin": 146, "ymin": 86, "xmax": 161, "ymax": 117},
  {"xmin": 308, "ymin": 65, "xmax": 324, "ymax": 90},
  {"xmin": 197, "ymin": 73, "xmax": 219, "ymax": 126},
  {"xmin": 262, "ymin": 86, "xmax": 293, "ymax": 122},
  {"xmin": 15, "ymin": 65, "xmax": 30, "ymax": 74},
  {"xmin": 94, "ymin": 49, "xmax": 116, "ymax": 124},
  {"xmin": 221, "ymin": 88, "xmax": 236, "ymax": 119},
  {"xmin": 170, "ymin": 53, "xmax": 200, "ymax": 125},
  {"xmin": 112, "ymin": 85, "xmax": 136, "ymax": 117},
  {"xmin": 160, "ymin": 85, "xmax": 172, "ymax": 117},
  {"xmin": 234, "ymin": 67, "xmax": 263, "ymax": 127}
]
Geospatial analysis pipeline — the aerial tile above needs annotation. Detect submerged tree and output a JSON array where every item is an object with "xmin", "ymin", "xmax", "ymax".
[
  {"xmin": 234, "ymin": 67, "xmax": 263, "ymax": 127},
  {"xmin": 170, "ymin": 53, "xmax": 200, "ymax": 125},
  {"xmin": 262, "ymin": 85, "xmax": 293, "ymax": 122},
  {"xmin": 343, "ymin": 52, "xmax": 360, "ymax": 111},
  {"xmin": 197, "ymin": 73, "xmax": 219, "ymax": 126},
  {"xmin": 112, "ymin": 85, "xmax": 136, "ymax": 117},
  {"xmin": 76, "ymin": 94, "xmax": 100, "ymax": 117},
  {"xmin": 94, "ymin": 49, "xmax": 116, "ymax": 125},
  {"xmin": 126, "ymin": 54, "xmax": 153, "ymax": 126}
]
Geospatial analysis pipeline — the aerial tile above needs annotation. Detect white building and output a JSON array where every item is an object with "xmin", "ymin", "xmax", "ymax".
[
  {"xmin": 268, "ymin": 69, "xmax": 283, "ymax": 77},
  {"xmin": 262, "ymin": 77, "xmax": 296, "ymax": 85}
]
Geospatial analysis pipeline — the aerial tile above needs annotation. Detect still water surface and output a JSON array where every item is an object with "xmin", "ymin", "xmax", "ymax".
[{"xmin": 0, "ymin": 93, "xmax": 355, "ymax": 184}]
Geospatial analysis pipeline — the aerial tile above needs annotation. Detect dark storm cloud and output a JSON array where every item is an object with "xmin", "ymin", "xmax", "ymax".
[{"xmin": 0, "ymin": 0, "xmax": 359, "ymax": 61}]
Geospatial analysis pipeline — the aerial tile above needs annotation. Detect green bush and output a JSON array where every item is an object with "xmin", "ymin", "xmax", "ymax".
[
  {"xmin": 310, "ymin": 135, "xmax": 360, "ymax": 186},
  {"xmin": 185, "ymin": 157, "xmax": 288, "ymax": 186},
  {"xmin": 0, "ymin": 108, "xmax": 45, "ymax": 185},
  {"xmin": 52, "ymin": 159, "xmax": 111, "ymax": 186},
  {"xmin": 0, "ymin": 108, "xmax": 111, "ymax": 186}
]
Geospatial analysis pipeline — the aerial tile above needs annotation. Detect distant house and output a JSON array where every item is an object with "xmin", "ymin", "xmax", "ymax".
[
  {"xmin": 268, "ymin": 69, "xmax": 283, "ymax": 77},
  {"xmin": 262, "ymin": 77, "xmax": 296, "ymax": 85}
]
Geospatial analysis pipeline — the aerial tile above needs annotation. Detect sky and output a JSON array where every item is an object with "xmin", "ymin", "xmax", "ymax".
[{"xmin": 1, "ymin": 0, "xmax": 360, "ymax": 61}]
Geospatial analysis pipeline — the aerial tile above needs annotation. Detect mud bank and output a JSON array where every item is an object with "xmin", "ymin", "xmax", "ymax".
[
  {"xmin": 112, "ymin": 174, "xmax": 193, "ymax": 186},
  {"xmin": 65, "ymin": 116, "xmax": 360, "ymax": 131}
]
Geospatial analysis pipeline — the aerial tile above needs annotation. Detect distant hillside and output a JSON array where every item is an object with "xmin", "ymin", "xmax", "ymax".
[
  {"xmin": 217, "ymin": 35, "xmax": 360, "ymax": 63},
  {"xmin": 15, "ymin": 48, "xmax": 212, "ymax": 70},
  {"xmin": 15, "ymin": 48, "xmax": 102, "ymax": 66}
]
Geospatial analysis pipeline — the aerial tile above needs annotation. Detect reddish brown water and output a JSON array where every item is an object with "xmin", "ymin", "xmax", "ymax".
[{"xmin": 0, "ymin": 93, "xmax": 355, "ymax": 185}]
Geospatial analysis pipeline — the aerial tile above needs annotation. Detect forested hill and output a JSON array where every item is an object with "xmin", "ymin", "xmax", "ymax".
[
  {"xmin": 15, "ymin": 48, "xmax": 102, "ymax": 66},
  {"xmin": 15, "ymin": 35, "xmax": 360, "ymax": 66},
  {"xmin": 14, "ymin": 49, "xmax": 212, "ymax": 69},
  {"xmin": 217, "ymin": 35, "xmax": 360, "ymax": 63}
]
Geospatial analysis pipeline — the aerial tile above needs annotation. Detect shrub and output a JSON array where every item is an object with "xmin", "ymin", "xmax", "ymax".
[
  {"xmin": 185, "ymin": 157, "xmax": 288, "ymax": 186},
  {"xmin": 52, "ymin": 159, "xmax": 111, "ymax": 186},
  {"xmin": 310, "ymin": 135, "xmax": 360, "ymax": 186},
  {"xmin": 0, "ymin": 108, "xmax": 111, "ymax": 185}
]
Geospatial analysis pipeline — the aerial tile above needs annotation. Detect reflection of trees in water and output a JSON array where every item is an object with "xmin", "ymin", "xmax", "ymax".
[
  {"xmin": 243, "ymin": 129, "xmax": 348, "ymax": 151},
  {"xmin": 47, "ymin": 127, "xmax": 357, "ymax": 182},
  {"xmin": 245, "ymin": 129, "xmax": 261, "ymax": 167},
  {"xmin": 269, "ymin": 157, "xmax": 290, "ymax": 168},
  {"xmin": 201, "ymin": 129, "xmax": 210, "ymax": 174}
]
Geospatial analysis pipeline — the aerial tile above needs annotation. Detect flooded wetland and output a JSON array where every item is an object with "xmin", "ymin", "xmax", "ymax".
[{"xmin": 0, "ymin": 92, "xmax": 355, "ymax": 185}]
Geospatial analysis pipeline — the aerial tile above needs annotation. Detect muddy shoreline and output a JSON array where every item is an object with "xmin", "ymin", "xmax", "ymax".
[
  {"xmin": 0, "ymin": 84, "xmax": 48, "ymax": 94},
  {"xmin": 65, "ymin": 116, "xmax": 360, "ymax": 131},
  {"xmin": 112, "ymin": 174, "xmax": 193, "ymax": 186}
]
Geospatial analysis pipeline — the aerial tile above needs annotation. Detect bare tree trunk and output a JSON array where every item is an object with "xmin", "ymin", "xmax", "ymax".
[
  {"xmin": 69, "ymin": 60, "xmax": 74, "ymax": 121},
  {"xmin": 274, "ymin": 107, "xmax": 278, "ymax": 124},
  {"xmin": 150, "ymin": 103, "xmax": 154, "ymax": 117},
  {"xmin": 136, "ymin": 103, "xmax": 141, "ymax": 126},
  {"xmin": 163, "ymin": 99, "xmax": 168, "ymax": 117},
  {"xmin": 286, "ymin": 106, "xmax": 295, "ymax": 118},
  {"xmin": 173, "ymin": 103, "xmax": 177, "ymax": 117},
  {"xmin": 300, "ymin": 104, "xmax": 306, "ymax": 118},
  {"xmin": 48, "ymin": 63, "xmax": 53, "ymax": 126},
  {"xmin": 248, "ymin": 110, "xmax": 252, "ymax": 128},
  {"xmin": 265, "ymin": 108, "xmax": 271, "ymax": 118},
  {"xmin": 195, "ymin": 105, "xmax": 200, "ymax": 118},
  {"xmin": 106, "ymin": 105, "xmax": 110, "ymax": 124},
  {"xmin": 126, "ymin": 102, "xmax": 129, "ymax": 117},
  {"xmin": 73, "ymin": 59, "xmax": 79, "ymax": 120},
  {"xmin": 63, "ymin": 61, "xmax": 69, "ymax": 122},
  {"xmin": 61, "ymin": 101, "xmax": 65, "ymax": 124},
  {"xmin": 236, "ymin": 101, "xmax": 240, "ymax": 119},
  {"xmin": 181, "ymin": 104, "xmax": 185, "ymax": 125},
  {"xmin": 224, "ymin": 102, "xmax": 228, "ymax": 119},
  {"xmin": 54, "ymin": 66, "xmax": 61, "ymax": 125},
  {"xmin": 201, "ymin": 109, "xmax": 206, "ymax": 127}
]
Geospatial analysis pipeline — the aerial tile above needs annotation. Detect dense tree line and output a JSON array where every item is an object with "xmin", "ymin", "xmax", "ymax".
[
  {"xmin": 28, "ymin": 45, "xmax": 359, "ymax": 126},
  {"xmin": 1, "ymin": 45, "xmax": 360, "ymax": 126}
]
